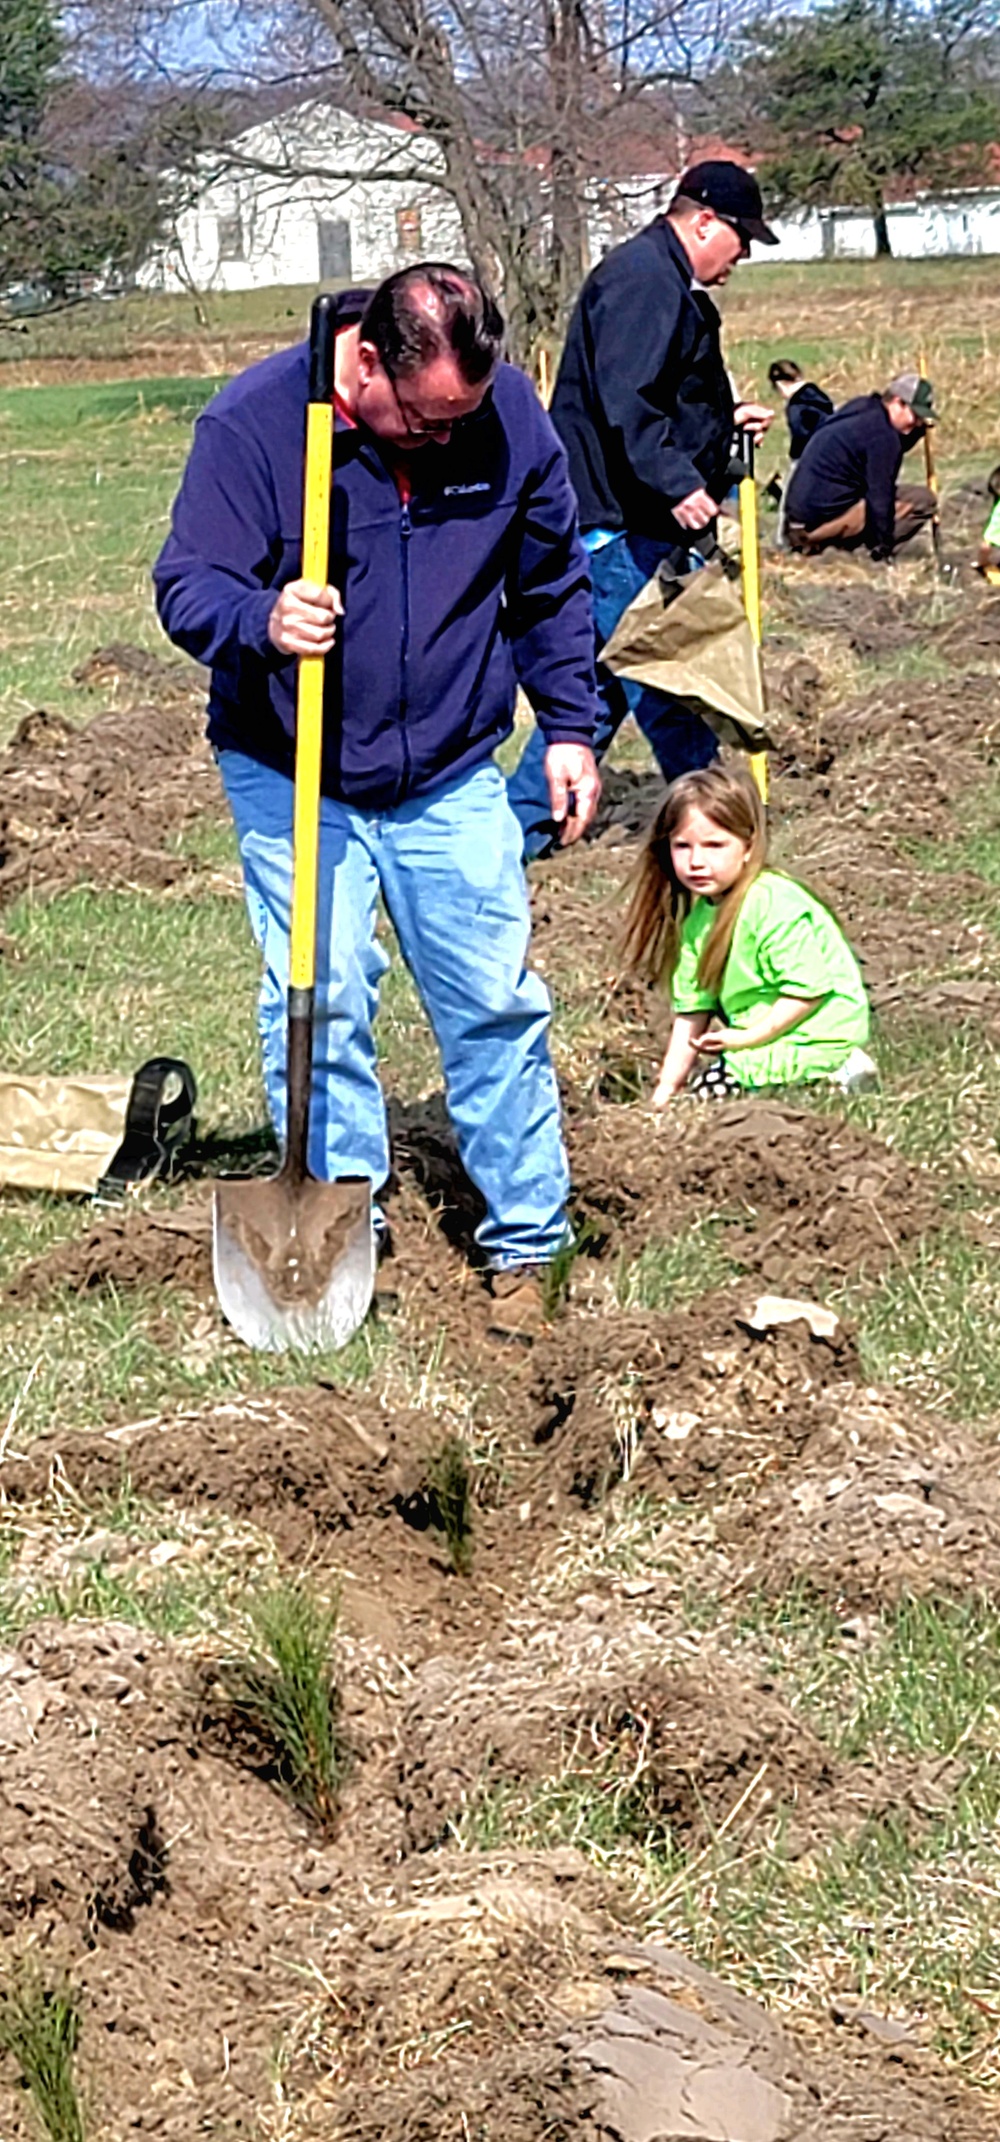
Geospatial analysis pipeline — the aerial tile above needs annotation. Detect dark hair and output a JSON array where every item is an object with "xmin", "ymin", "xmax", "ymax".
[
  {"xmin": 359, "ymin": 264, "xmax": 504, "ymax": 386},
  {"xmin": 989, "ymin": 463, "xmax": 1000, "ymax": 501},
  {"xmin": 768, "ymin": 357, "xmax": 803, "ymax": 386}
]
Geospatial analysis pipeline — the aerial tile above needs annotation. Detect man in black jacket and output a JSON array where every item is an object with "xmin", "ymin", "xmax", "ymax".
[
  {"xmin": 507, "ymin": 159, "xmax": 777, "ymax": 859},
  {"xmin": 785, "ymin": 373, "xmax": 938, "ymax": 559}
]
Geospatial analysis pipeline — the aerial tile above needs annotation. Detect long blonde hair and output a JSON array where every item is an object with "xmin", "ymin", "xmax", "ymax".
[{"xmin": 622, "ymin": 766, "xmax": 768, "ymax": 992}]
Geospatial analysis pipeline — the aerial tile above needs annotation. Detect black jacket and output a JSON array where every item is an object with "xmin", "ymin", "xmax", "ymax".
[
  {"xmin": 785, "ymin": 394, "xmax": 904, "ymax": 557},
  {"xmin": 786, "ymin": 381, "xmax": 834, "ymax": 461},
  {"xmin": 549, "ymin": 218, "xmax": 735, "ymax": 543}
]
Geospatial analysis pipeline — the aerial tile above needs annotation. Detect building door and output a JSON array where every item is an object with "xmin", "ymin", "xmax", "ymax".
[{"xmin": 317, "ymin": 219, "xmax": 352, "ymax": 282}]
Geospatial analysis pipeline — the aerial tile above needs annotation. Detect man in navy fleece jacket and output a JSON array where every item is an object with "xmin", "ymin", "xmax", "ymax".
[
  {"xmin": 785, "ymin": 373, "xmax": 938, "ymax": 559},
  {"xmin": 154, "ymin": 264, "xmax": 601, "ymax": 1340}
]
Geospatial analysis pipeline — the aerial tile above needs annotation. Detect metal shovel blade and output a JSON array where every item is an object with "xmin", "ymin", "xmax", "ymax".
[{"xmin": 213, "ymin": 1173, "xmax": 374, "ymax": 1353}]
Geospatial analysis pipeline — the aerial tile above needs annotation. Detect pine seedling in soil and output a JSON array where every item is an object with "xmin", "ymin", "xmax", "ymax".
[
  {"xmin": 221, "ymin": 1580, "xmax": 345, "ymax": 1832},
  {"xmin": 428, "ymin": 1435, "xmax": 475, "ymax": 1575},
  {"xmin": 0, "ymin": 1964, "xmax": 87, "ymax": 2142}
]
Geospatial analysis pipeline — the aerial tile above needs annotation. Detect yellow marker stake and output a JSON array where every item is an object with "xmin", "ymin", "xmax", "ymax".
[
  {"xmin": 289, "ymin": 395, "xmax": 333, "ymax": 992},
  {"xmin": 918, "ymin": 348, "xmax": 944, "ymax": 572},
  {"xmin": 739, "ymin": 433, "xmax": 768, "ymax": 802}
]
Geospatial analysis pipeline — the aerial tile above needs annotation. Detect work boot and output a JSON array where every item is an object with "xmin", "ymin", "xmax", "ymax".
[{"xmin": 485, "ymin": 1263, "xmax": 550, "ymax": 1347}]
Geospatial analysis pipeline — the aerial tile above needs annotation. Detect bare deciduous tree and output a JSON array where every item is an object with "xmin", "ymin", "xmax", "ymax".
[{"xmin": 65, "ymin": 0, "xmax": 746, "ymax": 351}]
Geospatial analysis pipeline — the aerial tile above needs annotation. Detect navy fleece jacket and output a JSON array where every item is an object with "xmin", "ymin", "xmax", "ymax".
[
  {"xmin": 153, "ymin": 311, "xmax": 599, "ymax": 811},
  {"xmin": 785, "ymin": 393, "xmax": 904, "ymax": 557}
]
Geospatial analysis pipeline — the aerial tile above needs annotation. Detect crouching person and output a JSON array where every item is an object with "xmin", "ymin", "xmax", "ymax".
[
  {"xmin": 623, "ymin": 767, "xmax": 874, "ymax": 1103},
  {"xmin": 153, "ymin": 264, "xmax": 601, "ymax": 1342}
]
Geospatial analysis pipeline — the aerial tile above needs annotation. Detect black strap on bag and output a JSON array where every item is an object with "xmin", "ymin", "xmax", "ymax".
[{"xmin": 96, "ymin": 1057, "xmax": 198, "ymax": 1201}]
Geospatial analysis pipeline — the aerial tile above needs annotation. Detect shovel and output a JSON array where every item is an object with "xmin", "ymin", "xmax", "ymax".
[
  {"xmin": 737, "ymin": 428, "xmax": 768, "ymax": 803},
  {"xmin": 213, "ymin": 293, "xmax": 375, "ymax": 1352}
]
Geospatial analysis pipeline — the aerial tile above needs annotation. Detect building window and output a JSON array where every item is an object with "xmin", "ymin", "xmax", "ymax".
[
  {"xmin": 217, "ymin": 214, "xmax": 245, "ymax": 262},
  {"xmin": 397, "ymin": 206, "xmax": 422, "ymax": 255}
]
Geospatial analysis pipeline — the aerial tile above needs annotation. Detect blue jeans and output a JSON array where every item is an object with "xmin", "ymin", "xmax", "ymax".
[
  {"xmin": 219, "ymin": 751, "xmax": 570, "ymax": 1268},
  {"xmin": 506, "ymin": 530, "xmax": 718, "ymax": 860}
]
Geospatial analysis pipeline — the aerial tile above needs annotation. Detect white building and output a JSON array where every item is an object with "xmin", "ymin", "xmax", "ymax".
[
  {"xmin": 143, "ymin": 95, "xmax": 1000, "ymax": 294},
  {"xmin": 143, "ymin": 101, "xmax": 467, "ymax": 293},
  {"xmin": 587, "ymin": 173, "xmax": 1000, "ymax": 263}
]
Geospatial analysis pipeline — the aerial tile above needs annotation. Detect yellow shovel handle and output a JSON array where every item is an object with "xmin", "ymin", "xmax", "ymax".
[
  {"xmin": 289, "ymin": 299, "xmax": 337, "ymax": 993},
  {"xmin": 739, "ymin": 442, "xmax": 768, "ymax": 803}
]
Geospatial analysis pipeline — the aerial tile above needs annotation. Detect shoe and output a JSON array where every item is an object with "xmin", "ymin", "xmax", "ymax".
[
  {"xmin": 829, "ymin": 1047, "xmax": 879, "ymax": 1095},
  {"xmin": 485, "ymin": 1264, "xmax": 550, "ymax": 1346}
]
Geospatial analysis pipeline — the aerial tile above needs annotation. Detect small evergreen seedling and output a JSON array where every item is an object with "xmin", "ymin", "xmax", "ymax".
[
  {"xmin": 221, "ymin": 1580, "xmax": 345, "ymax": 1832},
  {"xmin": 428, "ymin": 1435, "xmax": 475, "ymax": 1575},
  {"xmin": 0, "ymin": 1965, "xmax": 86, "ymax": 2142}
]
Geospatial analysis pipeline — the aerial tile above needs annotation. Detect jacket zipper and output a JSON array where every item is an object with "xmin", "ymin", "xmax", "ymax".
[{"xmin": 398, "ymin": 491, "xmax": 412, "ymax": 800}]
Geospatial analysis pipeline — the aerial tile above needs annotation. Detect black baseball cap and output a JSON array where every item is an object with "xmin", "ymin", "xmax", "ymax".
[{"xmin": 675, "ymin": 160, "xmax": 779, "ymax": 247}]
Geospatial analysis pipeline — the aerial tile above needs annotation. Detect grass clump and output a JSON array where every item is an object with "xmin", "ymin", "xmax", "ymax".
[
  {"xmin": 0, "ymin": 1965, "xmax": 86, "ymax": 2142},
  {"xmin": 427, "ymin": 1434, "xmax": 475, "ymax": 1575},
  {"xmin": 616, "ymin": 1218, "xmax": 744, "ymax": 1312},
  {"xmin": 219, "ymin": 1579, "xmax": 345, "ymax": 1832}
]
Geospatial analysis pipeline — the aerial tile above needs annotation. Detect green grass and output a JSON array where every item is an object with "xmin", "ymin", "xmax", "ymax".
[
  {"xmin": 850, "ymin": 1227, "xmax": 1000, "ymax": 1416},
  {"xmin": 0, "ymin": 377, "xmax": 222, "ymax": 735},
  {"xmin": 0, "ymin": 885, "xmax": 260, "ymax": 1108},
  {"xmin": 615, "ymin": 1217, "xmax": 746, "ymax": 1311},
  {"xmin": 0, "ymin": 1965, "xmax": 86, "ymax": 2142},
  {"xmin": 808, "ymin": 1014, "xmax": 1000, "ymax": 1171}
]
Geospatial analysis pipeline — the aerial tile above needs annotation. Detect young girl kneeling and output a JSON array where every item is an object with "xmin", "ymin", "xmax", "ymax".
[{"xmin": 623, "ymin": 765, "xmax": 873, "ymax": 1105}]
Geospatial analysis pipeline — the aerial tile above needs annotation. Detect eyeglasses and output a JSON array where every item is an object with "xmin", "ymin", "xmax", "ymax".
[
  {"xmin": 386, "ymin": 372, "xmax": 456, "ymax": 441},
  {"xmin": 385, "ymin": 369, "xmax": 493, "ymax": 441}
]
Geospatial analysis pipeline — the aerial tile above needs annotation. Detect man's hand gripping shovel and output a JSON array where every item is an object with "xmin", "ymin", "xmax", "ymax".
[{"xmin": 213, "ymin": 294, "xmax": 375, "ymax": 1352}]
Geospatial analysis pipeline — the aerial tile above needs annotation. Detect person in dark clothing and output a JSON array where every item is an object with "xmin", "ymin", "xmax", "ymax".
[
  {"xmin": 154, "ymin": 264, "xmax": 602, "ymax": 1341},
  {"xmin": 767, "ymin": 358, "xmax": 834, "ymax": 462},
  {"xmin": 785, "ymin": 372, "xmax": 938, "ymax": 560},
  {"xmin": 506, "ymin": 159, "xmax": 777, "ymax": 861}
]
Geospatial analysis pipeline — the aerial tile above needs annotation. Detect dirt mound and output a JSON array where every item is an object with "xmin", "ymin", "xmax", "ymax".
[
  {"xmin": 718, "ymin": 1386, "xmax": 1000, "ymax": 1612},
  {"xmin": 0, "ymin": 1617, "xmax": 312, "ymax": 2137},
  {"xmin": 529, "ymin": 1291, "xmax": 858, "ymax": 1510},
  {"xmin": 396, "ymin": 1631, "xmax": 841, "ymax": 1856},
  {"xmin": 6, "ymin": 1389, "xmax": 421, "ymax": 1550},
  {"xmin": 0, "ymin": 1619, "xmax": 990, "ymax": 2141},
  {"xmin": 7, "ymin": 1198, "xmax": 214, "ymax": 1302},
  {"xmin": 1, "ymin": 1389, "xmax": 544, "ymax": 1655},
  {"xmin": 567, "ymin": 1099, "xmax": 936, "ymax": 1286},
  {"xmin": 0, "ymin": 646, "xmax": 222, "ymax": 911}
]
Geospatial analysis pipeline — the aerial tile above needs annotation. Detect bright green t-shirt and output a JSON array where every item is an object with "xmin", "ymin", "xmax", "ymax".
[
  {"xmin": 983, "ymin": 497, "xmax": 1000, "ymax": 548},
  {"xmin": 670, "ymin": 870, "xmax": 870, "ymax": 1089}
]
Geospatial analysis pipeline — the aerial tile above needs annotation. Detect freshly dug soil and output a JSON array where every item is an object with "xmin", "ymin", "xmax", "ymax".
[
  {"xmin": 715, "ymin": 1384, "xmax": 1000, "ymax": 1612},
  {"xmin": 0, "ymin": 646, "xmax": 222, "ymax": 912},
  {"xmin": 530, "ymin": 1291, "xmax": 859, "ymax": 1511},
  {"xmin": 6, "ymin": 1198, "xmax": 215, "ymax": 1303},
  {"xmin": 567, "ymin": 1098, "xmax": 938, "ymax": 1283}
]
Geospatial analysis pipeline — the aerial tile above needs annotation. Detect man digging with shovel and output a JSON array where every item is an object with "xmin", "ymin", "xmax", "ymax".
[{"xmin": 154, "ymin": 265, "xmax": 601, "ymax": 1346}]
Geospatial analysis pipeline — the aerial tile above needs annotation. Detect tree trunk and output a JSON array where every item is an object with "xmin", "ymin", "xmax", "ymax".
[{"xmin": 873, "ymin": 204, "xmax": 892, "ymax": 255}]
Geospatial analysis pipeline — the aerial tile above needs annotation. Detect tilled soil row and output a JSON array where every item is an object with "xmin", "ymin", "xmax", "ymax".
[
  {"xmin": 3, "ymin": 570, "xmax": 1000, "ymax": 2136},
  {"xmin": 0, "ymin": 1616, "xmax": 993, "ymax": 2139}
]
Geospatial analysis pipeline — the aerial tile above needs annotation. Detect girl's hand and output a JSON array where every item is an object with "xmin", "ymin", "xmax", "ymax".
[{"xmin": 690, "ymin": 1029, "xmax": 731, "ymax": 1055}]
